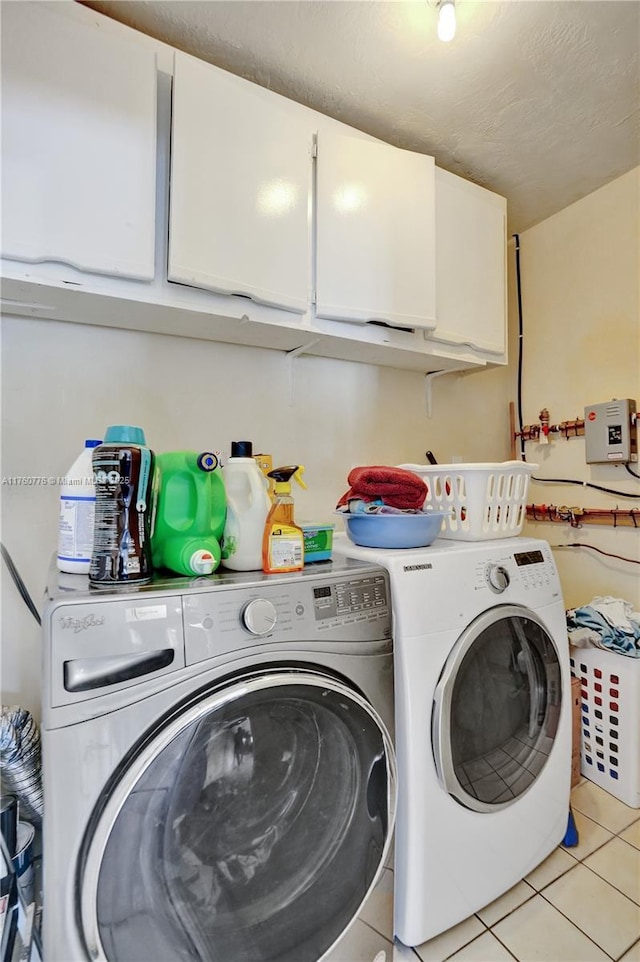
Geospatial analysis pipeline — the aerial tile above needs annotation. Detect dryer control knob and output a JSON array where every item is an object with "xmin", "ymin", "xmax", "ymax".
[
  {"xmin": 487, "ymin": 564, "xmax": 510, "ymax": 593},
  {"xmin": 242, "ymin": 598, "xmax": 277, "ymax": 635}
]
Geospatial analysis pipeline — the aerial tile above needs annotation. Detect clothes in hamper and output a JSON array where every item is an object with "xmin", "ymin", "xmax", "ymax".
[{"xmin": 566, "ymin": 596, "xmax": 640, "ymax": 658}]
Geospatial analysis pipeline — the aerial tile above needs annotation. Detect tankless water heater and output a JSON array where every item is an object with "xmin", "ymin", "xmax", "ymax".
[{"xmin": 584, "ymin": 398, "xmax": 637, "ymax": 463}]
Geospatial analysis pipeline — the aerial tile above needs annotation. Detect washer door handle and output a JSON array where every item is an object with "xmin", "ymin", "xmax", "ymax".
[
  {"xmin": 366, "ymin": 753, "xmax": 388, "ymax": 824},
  {"xmin": 63, "ymin": 649, "xmax": 175, "ymax": 692}
]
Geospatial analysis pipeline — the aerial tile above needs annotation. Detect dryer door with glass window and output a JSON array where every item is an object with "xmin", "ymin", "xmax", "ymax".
[
  {"xmin": 78, "ymin": 669, "xmax": 396, "ymax": 962},
  {"xmin": 432, "ymin": 604, "xmax": 562, "ymax": 812}
]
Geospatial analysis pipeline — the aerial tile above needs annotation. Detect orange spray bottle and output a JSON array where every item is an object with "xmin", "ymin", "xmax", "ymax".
[{"xmin": 262, "ymin": 465, "xmax": 306, "ymax": 573}]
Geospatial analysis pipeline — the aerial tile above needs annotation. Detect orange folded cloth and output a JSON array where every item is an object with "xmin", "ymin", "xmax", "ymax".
[{"xmin": 337, "ymin": 465, "xmax": 427, "ymax": 511}]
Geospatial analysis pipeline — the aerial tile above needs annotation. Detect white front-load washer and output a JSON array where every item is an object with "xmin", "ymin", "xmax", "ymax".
[
  {"xmin": 333, "ymin": 534, "xmax": 572, "ymax": 947},
  {"xmin": 41, "ymin": 558, "xmax": 396, "ymax": 962}
]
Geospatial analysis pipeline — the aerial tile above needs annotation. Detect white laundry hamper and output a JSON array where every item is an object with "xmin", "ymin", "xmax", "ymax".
[
  {"xmin": 399, "ymin": 461, "xmax": 536, "ymax": 541},
  {"xmin": 569, "ymin": 645, "xmax": 640, "ymax": 808}
]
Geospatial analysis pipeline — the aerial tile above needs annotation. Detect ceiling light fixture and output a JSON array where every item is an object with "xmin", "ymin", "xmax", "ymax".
[{"xmin": 437, "ymin": 0, "xmax": 456, "ymax": 42}]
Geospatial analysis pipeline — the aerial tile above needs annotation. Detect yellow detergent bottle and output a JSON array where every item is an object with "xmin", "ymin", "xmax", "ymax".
[{"xmin": 262, "ymin": 466, "xmax": 307, "ymax": 574}]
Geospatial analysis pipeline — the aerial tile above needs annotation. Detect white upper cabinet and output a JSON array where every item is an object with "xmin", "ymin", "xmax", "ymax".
[
  {"xmin": 0, "ymin": 1, "xmax": 507, "ymax": 375},
  {"xmin": 0, "ymin": 3, "xmax": 157, "ymax": 280},
  {"xmin": 169, "ymin": 53, "xmax": 311, "ymax": 314},
  {"xmin": 315, "ymin": 129, "xmax": 436, "ymax": 330},
  {"xmin": 431, "ymin": 167, "xmax": 507, "ymax": 356}
]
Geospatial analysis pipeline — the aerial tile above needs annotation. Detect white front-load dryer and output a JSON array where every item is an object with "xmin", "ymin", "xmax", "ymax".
[
  {"xmin": 41, "ymin": 558, "xmax": 396, "ymax": 962},
  {"xmin": 333, "ymin": 535, "xmax": 572, "ymax": 947}
]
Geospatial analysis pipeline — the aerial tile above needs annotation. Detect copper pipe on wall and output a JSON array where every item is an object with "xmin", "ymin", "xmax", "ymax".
[{"xmin": 526, "ymin": 504, "xmax": 640, "ymax": 528}]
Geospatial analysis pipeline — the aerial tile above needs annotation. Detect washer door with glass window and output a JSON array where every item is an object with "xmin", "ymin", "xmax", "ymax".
[
  {"xmin": 432, "ymin": 605, "xmax": 562, "ymax": 812},
  {"xmin": 79, "ymin": 669, "xmax": 396, "ymax": 962}
]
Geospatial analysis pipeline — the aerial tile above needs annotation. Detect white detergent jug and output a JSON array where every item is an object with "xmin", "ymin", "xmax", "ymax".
[
  {"xmin": 57, "ymin": 439, "xmax": 101, "ymax": 574},
  {"xmin": 221, "ymin": 441, "xmax": 271, "ymax": 571}
]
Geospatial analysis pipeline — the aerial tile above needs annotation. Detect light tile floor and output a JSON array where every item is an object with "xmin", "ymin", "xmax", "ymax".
[{"xmin": 393, "ymin": 779, "xmax": 640, "ymax": 962}]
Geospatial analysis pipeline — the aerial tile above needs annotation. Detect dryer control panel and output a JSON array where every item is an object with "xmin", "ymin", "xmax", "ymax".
[{"xmin": 474, "ymin": 543, "xmax": 558, "ymax": 603}]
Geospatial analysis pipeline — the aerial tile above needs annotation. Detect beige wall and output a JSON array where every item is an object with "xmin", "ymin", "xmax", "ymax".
[
  {"xmin": 2, "ymin": 168, "xmax": 638, "ymax": 718},
  {"xmin": 0, "ymin": 317, "xmax": 509, "ymax": 716},
  {"xmin": 516, "ymin": 167, "xmax": 639, "ymax": 608}
]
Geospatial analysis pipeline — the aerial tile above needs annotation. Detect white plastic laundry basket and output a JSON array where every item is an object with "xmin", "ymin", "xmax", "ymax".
[
  {"xmin": 399, "ymin": 461, "xmax": 536, "ymax": 541},
  {"xmin": 569, "ymin": 645, "xmax": 640, "ymax": 808}
]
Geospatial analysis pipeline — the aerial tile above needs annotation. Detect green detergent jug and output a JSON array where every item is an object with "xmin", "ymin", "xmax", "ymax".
[{"xmin": 151, "ymin": 451, "xmax": 226, "ymax": 576}]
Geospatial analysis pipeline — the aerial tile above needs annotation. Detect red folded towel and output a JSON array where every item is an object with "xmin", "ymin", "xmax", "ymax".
[{"xmin": 337, "ymin": 465, "xmax": 428, "ymax": 511}]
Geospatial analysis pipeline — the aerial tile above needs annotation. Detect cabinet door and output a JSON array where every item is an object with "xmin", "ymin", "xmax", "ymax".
[
  {"xmin": 169, "ymin": 53, "xmax": 311, "ymax": 314},
  {"xmin": 431, "ymin": 168, "xmax": 506, "ymax": 356},
  {"xmin": 0, "ymin": 3, "xmax": 157, "ymax": 280},
  {"xmin": 315, "ymin": 129, "xmax": 436, "ymax": 330}
]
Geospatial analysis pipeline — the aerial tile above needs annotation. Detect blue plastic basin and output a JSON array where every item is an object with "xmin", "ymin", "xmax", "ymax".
[{"xmin": 341, "ymin": 510, "xmax": 450, "ymax": 549}]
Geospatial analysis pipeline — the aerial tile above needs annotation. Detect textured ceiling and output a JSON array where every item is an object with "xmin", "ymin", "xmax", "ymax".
[{"xmin": 82, "ymin": 0, "xmax": 640, "ymax": 232}]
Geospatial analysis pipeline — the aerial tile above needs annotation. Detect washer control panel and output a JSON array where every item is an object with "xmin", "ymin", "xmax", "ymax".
[
  {"xmin": 242, "ymin": 598, "xmax": 278, "ymax": 635},
  {"xmin": 182, "ymin": 568, "xmax": 391, "ymax": 666},
  {"xmin": 312, "ymin": 575, "xmax": 388, "ymax": 622}
]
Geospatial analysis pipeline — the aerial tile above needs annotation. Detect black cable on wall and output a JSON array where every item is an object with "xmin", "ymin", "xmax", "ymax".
[
  {"xmin": 1, "ymin": 542, "xmax": 41, "ymax": 625},
  {"xmin": 512, "ymin": 233, "xmax": 526, "ymax": 461}
]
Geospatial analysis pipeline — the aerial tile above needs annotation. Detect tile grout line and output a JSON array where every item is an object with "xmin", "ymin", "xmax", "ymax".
[
  {"xmin": 622, "ymin": 939, "xmax": 640, "ymax": 961},
  {"xmin": 578, "ymin": 837, "xmax": 640, "ymax": 907},
  {"xmin": 474, "ymin": 885, "xmax": 537, "ymax": 929},
  {"xmin": 545, "ymin": 843, "xmax": 640, "ymax": 907},
  {"xmin": 562, "ymin": 814, "xmax": 640, "ymax": 866},
  {"xmin": 360, "ymin": 918, "xmax": 393, "ymax": 944},
  {"xmin": 485, "ymin": 925, "xmax": 527, "ymax": 962},
  {"xmin": 439, "ymin": 928, "xmax": 489, "ymax": 962},
  {"xmin": 412, "ymin": 918, "xmax": 490, "ymax": 962},
  {"xmin": 484, "ymin": 888, "xmax": 618, "ymax": 962},
  {"xmin": 570, "ymin": 802, "xmax": 639, "ymax": 838},
  {"xmin": 570, "ymin": 814, "xmax": 639, "ymax": 837},
  {"xmin": 536, "ymin": 875, "xmax": 636, "ymax": 962}
]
